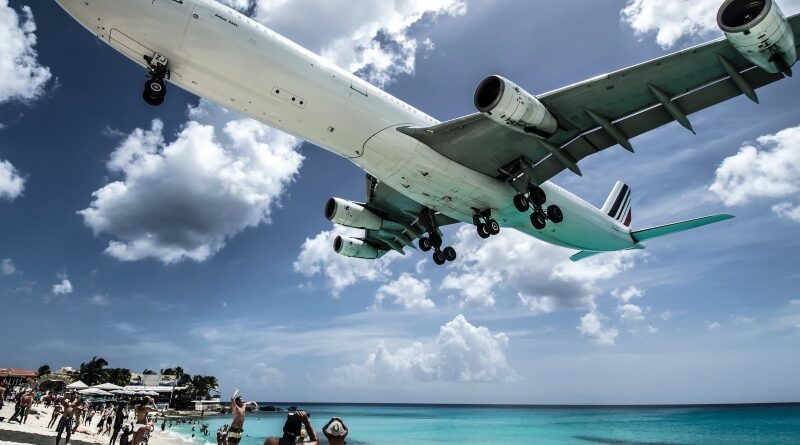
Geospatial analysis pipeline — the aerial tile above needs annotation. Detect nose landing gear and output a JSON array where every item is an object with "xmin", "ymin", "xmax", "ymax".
[{"xmin": 142, "ymin": 53, "xmax": 169, "ymax": 106}]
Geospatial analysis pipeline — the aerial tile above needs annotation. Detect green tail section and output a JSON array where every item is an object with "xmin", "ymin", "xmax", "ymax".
[{"xmin": 631, "ymin": 214, "xmax": 735, "ymax": 243}]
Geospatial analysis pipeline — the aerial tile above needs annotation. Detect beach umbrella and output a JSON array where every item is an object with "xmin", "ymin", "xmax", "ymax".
[
  {"xmin": 93, "ymin": 383, "xmax": 123, "ymax": 391},
  {"xmin": 147, "ymin": 391, "xmax": 160, "ymax": 396},
  {"xmin": 66, "ymin": 380, "xmax": 88, "ymax": 389},
  {"xmin": 110, "ymin": 390, "xmax": 125, "ymax": 394},
  {"xmin": 79, "ymin": 388, "xmax": 112, "ymax": 396}
]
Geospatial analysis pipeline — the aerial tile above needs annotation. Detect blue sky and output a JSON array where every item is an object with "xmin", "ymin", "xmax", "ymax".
[{"xmin": 1, "ymin": 0, "xmax": 799, "ymax": 404}]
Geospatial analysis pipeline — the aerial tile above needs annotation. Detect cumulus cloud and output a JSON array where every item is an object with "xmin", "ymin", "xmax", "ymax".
[
  {"xmin": 215, "ymin": 0, "xmax": 251, "ymax": 11},
  {"xmin": 0, "ymin": 159, "xmax": 25, "ymax": 200},
  {"xmin": 0, "ymin": 1, "xmax": 51, "ymax": 104},
  {"xmin": 252, "ymin": 0, "xmax": 467, "ymax": 87},
  {"xmin": 1, "ymin": 258, "xmax": 16, "ymax": 275},
  {"xmin": 246, "ymin": 362, "xmax": 285, "ymax": 387},
  {"xmin": 80, "ymin": 113, "xmax": 303, "ymax": 264},
  {"xmin": 331, "ymin": 315, "xmax": 515, "ymax": 385},
  {"xmin": 578, "ymin": 311, "xmax": 619, "ymax": 346},
  {"xmin": 52, "ymin": 277, "xmax": 73, "ymax": 296},
  {"xmin": 621, "ymin": 0, "xmax": 800, "ymax": 48},
  {"xmin": 710, "ymin": 124, "xmax": 800, "ymax": 221},
  {"xmin": 612, "ymin": 286, "xmax": 646, "ymax": 322},
  {"xmin": 442, "ymin": 226, "xmax": 641, "ymax": 310},
  {"xmin": 708, "ymin": 321, "xmax": 722, "ymax": 331},
  {"xmin": 373, "ymin": 273, "xmax": 435, "ymax": 311},
  {"xmin": 617, "ymin": 304, "xmax": 646, "ymax": 321}
]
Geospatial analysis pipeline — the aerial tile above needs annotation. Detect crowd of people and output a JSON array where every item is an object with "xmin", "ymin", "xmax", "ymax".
[{"xmin": 2, "ymin": 382, "xmax": 353, "ymax": 445}]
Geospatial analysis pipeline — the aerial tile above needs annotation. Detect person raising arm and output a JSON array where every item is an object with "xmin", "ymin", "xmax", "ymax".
[
  {"xmin": 227, "ymin": 389, "xmax": 257, "ymax": 445},
  {"xmin": 322, "ymin": 417, "xmax": 349, "ymax": 445}
]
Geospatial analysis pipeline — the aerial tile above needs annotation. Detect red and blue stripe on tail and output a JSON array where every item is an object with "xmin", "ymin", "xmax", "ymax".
[{"xmin": 601, "ymin": 181, "xmax": 632, "ymax": 227}]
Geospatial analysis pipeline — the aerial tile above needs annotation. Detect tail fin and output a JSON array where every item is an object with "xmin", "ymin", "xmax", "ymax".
[
  {"xmin": 601, "ymin": 181, "xmax": 633, "ymax": 227},
  {"xmin": 631, "ymin": 214, "xmax": 735, "ymax": 243}
]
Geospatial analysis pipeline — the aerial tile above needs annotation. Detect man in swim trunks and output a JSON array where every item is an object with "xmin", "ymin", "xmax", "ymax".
[
  {"xmin": 132, "ymin": 398, "xmax": 160, "ymax": 445},
  {"xmin": 226, "ymin": 389, "xmax": 257, "ymax": 445},
  {"xmin": 322, "ymin": 417, "xmax": 349, "ymax": 445},
  {"xmin": 56, "ymin": 394, "xmax": 79, "ymax": 445},
  {"xmin": 49, "ymin": 396, "xmax": 64, "ymax": 428},
  {"xmin": 9, "ymin": 390, "xmax": 33, "ymax": 423}
]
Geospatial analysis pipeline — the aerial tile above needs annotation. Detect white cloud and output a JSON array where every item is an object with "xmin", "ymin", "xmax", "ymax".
[
  {"xmin": 80, "ymin": 112, "xmax": 303, "ymax": 264},
  {"xmin": 612, "ymin": 286, "xmax": 646, "ymax": 322},
  {"xmin": 646, "ymin": 324, "xmax": 658, "ymax": 334},
  {"xmin": 617, "ymin": 303, "xmax": 645, "ymax": 321},
  {"xmin": 0, "ymin": 159, "xmax": 25, "ymax": 200},
  {"xmin": 578, "ymin": 311, "xmax": 619, "ymax": 346},
  {"xmin": 1, "ymin": 258, "xmax": 16, "ymax": 275},
  {"xmin": 294, "ymin": 226, "xmax": 397, "ymax": 296},
  {"xmin": 612, "ymin": 286, "xmax": 644, "ymax": 304},
  {"xmin": 710, "ymin": 125, "xmax": 800, "ymax": 209},
  {"xmin": 113, "ymin": 322, "xmax": 137, "ymax": 334},
  {"xmin": 252, "ymin": 0, "xmax": 467, "ymax": 87},
  {"xmin": 215, "ymin": 0, "xmax": 251, "ymax": 11},
  {"xmin": 246, "ymin": 362, "xmax": 285, "ymax": 387},
  {"xmin": 331, "ymin": 315, "xmax": 516, "ymax": 385},
  {"xmin": 772, "ymin": 202, "xmax": 800, "ymax": 223},
  {"xmin": 708, "ymin": 321, "xmax": 722, "ymax": 331},
  {"xmin": 0, "ymin": 1, "xmax": 51, "ymax": 103},
  {"xmin": 734, "ymin": 315, "xmax": 754, "ymax": 325},
  {"xmin": 88, "ymin": 294, "xmax": 110, "ymax": 306},
  {"xmin": 52, "ymin": 278, "xmax": 73, "ymax": 296},
  {"xmin": 442, "ymin": 226, "xmax": 641, "ymax": 310},
  {"xmin": 621, "ymin": 0, "xmax": 800, "ymax": 48},
  {"xmin": 518, "ymin": 294, "xmax": 557, "ymax": 316},
  {"xmin": 373, "ymin": 273, "xmax": 435, "ymax": 311},
  {"xmin": 790, "ymin": 300, "xmax": 800, "ymax": 306}
]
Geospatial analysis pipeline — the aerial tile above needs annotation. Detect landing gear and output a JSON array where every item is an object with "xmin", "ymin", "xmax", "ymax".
[
  {"xmin": 530, "ymin": 211, "xmax": 547, "ymax": 230},
  {"xmin": 513, "ymin": 194, "xmax": 529, "ymax": 212},
  {"xmin": 547, "ymin": 204, "xmax": 564, "ymax": 224},
  {"xmin": 143, "ymin": 53, "xmax": 169, "ymax": 107},
  {"xmin": 512, "ymin": 183, "xmax": 565, "ymax": 230},
  {"xmin": 419, "ymin": 208, "xmax": 456, "ymax": 266}
]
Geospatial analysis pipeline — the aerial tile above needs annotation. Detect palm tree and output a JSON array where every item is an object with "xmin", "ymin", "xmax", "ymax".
[
  {"xmin": 37, "ymin": 365, "xmax": 51, "ymax": 377},
  {"xmin": 78, "ymin": 356, "xmax": 109, "ymax": 386},
  {"xmin": 142, "ymin": 369, "xmax": 157, "ymax": 375},
  {"xmin": 107, "ymin": 368, "xmax": 132, "ymax": 387}
]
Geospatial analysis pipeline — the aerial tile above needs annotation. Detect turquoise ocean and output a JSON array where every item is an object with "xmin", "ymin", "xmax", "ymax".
[{"xmin": 163, "ymin": 403, "xmax": 800, "ymax": 445}]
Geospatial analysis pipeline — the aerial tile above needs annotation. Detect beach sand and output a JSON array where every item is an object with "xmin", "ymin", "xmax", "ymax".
[{"xmin": 0, "ymin": 404, "xmax": 186, "ymax": 445}]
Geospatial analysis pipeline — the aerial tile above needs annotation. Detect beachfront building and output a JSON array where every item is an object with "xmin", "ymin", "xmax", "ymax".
[
  {"xmin": 191, "ymin": 398, "xmax": 222, "ymax": 413},
  {"xmin": 122, "ymin": 385, "xmax": 189, "ymax": 408},
  {"xmin": 0, "ymin": 367, "xmax": 37, "ymax": 387}
]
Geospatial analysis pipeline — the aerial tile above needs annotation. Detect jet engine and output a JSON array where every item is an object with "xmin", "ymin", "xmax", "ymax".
[
  {"xmin": 333, "ymin": 236, "xmax": 380, "ymax": 259},
  {"xmin": 474, "ymin": 75, "xmax": 558, "ymax": 137},
  {"xmin": 325, "ymin": 198, "xmax": 383, "ymax": 231},
  {"xmin": 718, "ymin": 0, "xmax": 797, "ymax": 74}
]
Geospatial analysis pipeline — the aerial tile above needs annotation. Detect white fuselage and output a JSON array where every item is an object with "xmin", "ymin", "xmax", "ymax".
[{"xmin": 56, "ymin": 0, "xmax": 636, "ymax": 252}]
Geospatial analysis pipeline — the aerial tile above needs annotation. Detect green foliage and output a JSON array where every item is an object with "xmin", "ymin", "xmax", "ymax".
[{"xmin": 37, "ymin": 364, "xmax": 51, "ymax": 377}]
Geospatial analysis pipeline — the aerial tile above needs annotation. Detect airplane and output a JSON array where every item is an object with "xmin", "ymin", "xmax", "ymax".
[{"xmin": 54, "ymin": 0, "xmax": 798, "ymax": 265}]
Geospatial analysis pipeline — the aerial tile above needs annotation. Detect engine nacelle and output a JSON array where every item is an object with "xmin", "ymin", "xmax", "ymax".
[
  {"xmin": 333, "ymin": 236, "xmax": 380, "ymax": 259},
  {"xmin": 325, "ymin": 198, "xmax": 383, "ymax": 231},
  {"xmin": 718, "ymin": 0, "xmax": 797, "ymax": 74},
  {"xmin": 474, "ymin": 75, "xmax": 558, "ymax": 137}
]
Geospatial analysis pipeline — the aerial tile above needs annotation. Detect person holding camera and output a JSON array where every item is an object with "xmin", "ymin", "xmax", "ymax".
[{"xmin": 264, "ymin": 410, "xmax": 319, "ymax": 445}]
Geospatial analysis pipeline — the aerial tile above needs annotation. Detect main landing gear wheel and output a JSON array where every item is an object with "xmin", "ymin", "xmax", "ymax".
[
  {"xmin": 547, "ymin": 205, "xmax": 564, "ymax": 224},
  {"xmin": 143, "ymin": 79, "xmax": 166, "ymax": 107},
  {"xmin": 477, "ymin": 224, "xmax": 491, "ymax": 239},
  {"xmin": 433, "ymin": 250, "xmax": 446, "ymax": 266},
  {"xmin": 513, "ymin": 194, "xmax": 529, "ymax": 212},
  {"xmin": 528, "ymin": 185, "xmax": 547, "ymax": 207},
  {"xmin": 443, "ymin": 247, "xmax": 457, "ymax": 262},
  {"xmin": 486, "ymin": 219, "xmax": 500, "ymax": 235},
  {"xmin": 531, "ymin": 211, "xmax": 547, "ymax": 230},
  {"xmin": 419, "ymin": 237, "xmax": 433, "ymax": 252},
  {"xmin": 429, "ymin": 232, "xmax": 443, "ymax": 249}
]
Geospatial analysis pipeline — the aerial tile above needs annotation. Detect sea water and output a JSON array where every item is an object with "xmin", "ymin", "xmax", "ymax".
[{"xmin": 164, "ymin": 404, "xmax": 800, "ymax": 445}]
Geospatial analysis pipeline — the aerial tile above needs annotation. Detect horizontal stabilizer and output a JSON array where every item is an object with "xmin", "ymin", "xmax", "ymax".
[
  {"xmin": 631, "ymin": 214, "xmax": 735, "ymax": 243},
  {"xmin": 570, "ymin": 250, "xmax": 604, "ymax": 262}
]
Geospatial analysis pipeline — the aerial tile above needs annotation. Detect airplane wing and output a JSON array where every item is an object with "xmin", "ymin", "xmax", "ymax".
[
  {"xmin": 358, "ymin": 174, "xmax": 460, "ymax": 257},
  {"xmin": 399, "ymin": 14, "xmax": 800, "ymax": 185}
]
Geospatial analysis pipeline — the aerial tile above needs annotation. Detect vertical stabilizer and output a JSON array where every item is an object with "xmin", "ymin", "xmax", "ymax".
[{"xmin": 601, "ymin": 181, "xmax": 632, "ymax": 227}]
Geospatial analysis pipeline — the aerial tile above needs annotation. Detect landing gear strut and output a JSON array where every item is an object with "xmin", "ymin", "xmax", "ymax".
[
  {"xmin": 143, "ymin": 53, "xmax": 169, "ymax": 106},
  {"xmin": 513, "ymin": 184, "xmax": 564, "ymax": 231},
  {"xmin": 418, "ymin": 208, "xmax": 457, "ymax": 266},
  {"xmin": 473, "ymin": 210, "xmax": 501, "ymax": 239}
]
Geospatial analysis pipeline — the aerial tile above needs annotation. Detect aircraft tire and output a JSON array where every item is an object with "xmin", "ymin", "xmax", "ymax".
[
  {"xmin": 429, "ymin": 232, "xmax": 443, "ymax": 249},
  {"xmin": 529, "ymin": 186, "xmax": 547, "ymax": 206},
  {"xmin": 531, "ymin": 212, "xmax": 547, "ymax": 230},
  {"xmin": 145, "ymin": 79, "xmax": 166, "ymax": 99},
  {"xmin": 143, "ymin": 91, "xmax": 165, "ymax": 106},
  {"xmin": 477, "ymin": 224, "xmax": 491, "ymax": 239},
  {"xmin": 487, "ymin": 219, "xmax": 501, "ymax": 235},
  {"xmin": 547, "ymin": 205, "xmax": 564, "ymax": 224},
  {"xmin": 443, "ymin": 247, "xmax": 457, "ymax": 262},
  {"xmin": 433, "ymin": 251, "xmax": 446, "ymax": 266},
  {"xmin": 513, "ymin": 194, "xmax": 529, "ymax": 212},
  {"xmin": 419, "ymin": 237, "xmax": 433, "ymax": 252}
]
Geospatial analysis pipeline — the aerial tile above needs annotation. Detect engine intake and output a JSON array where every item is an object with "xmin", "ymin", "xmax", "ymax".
[
  {"xmin": 718, "ymin": 0, "xmax": 797, "ymax": 74},
  {"xmin": 333, "ymin": 236, "xmax": 380, "ymax": 259},
  {"xmin": 325, "ymin": 198, "xmax": 383, "ymax": 231},
  {"xmin": 474, "ymin": 75, "xmax": 558, "ymax": 137}
]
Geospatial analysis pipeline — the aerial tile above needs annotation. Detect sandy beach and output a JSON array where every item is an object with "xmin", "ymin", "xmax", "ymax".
[{"xmin": 0, "ymin": 404, "xmax": 186, "ymax": 445}]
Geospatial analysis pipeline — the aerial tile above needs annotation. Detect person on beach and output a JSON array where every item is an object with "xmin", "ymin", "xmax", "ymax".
[
  {"xmin": 322, "ymin": 417, "xmax": 349, "ymax": 445},
  {"xmin": 48, "ymin": 397, "xmax": 63, "ymax": 428},
  {"xmin": 0, "ymin": 383, "xmax": 6, "ymax": 410},
  {"xmin": 264, "ymin": 411, "xmax": 320, "ymax": 445},
  {"xmin": 8, "ymin": 390, "xmax": 33, "ymax": 423},
  {"xmin": 110, "ymin": 403, "xmax": 127, "ymax": 445},
  {"xmin": 85, "ymin": 407, "xmax": 95, "ymax": 426},
  {"xmin": 132, "ymin": 397, "xmax": 159, "ymax": 445},
  {"xmin": 56, "ymin": 394, "xmax": 80, "ymax": 445},
  {"xmin": 72, "ymin": 401, "xmax": 87, "ymax": 434},
  {"xmin": 226, "ymin": 389, "xmax": 258, "ymax": 445}
]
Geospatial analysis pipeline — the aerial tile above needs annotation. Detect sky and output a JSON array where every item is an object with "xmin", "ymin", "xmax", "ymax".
[{"xmin": 1, "ymin": 0, "xmax": 799, "ymax": 405}]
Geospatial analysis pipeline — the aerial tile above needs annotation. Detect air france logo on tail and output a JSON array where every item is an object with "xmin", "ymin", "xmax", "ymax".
[{"xmin": 602, "ymin": 182, "xmax": 633, "ymax": 227}]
